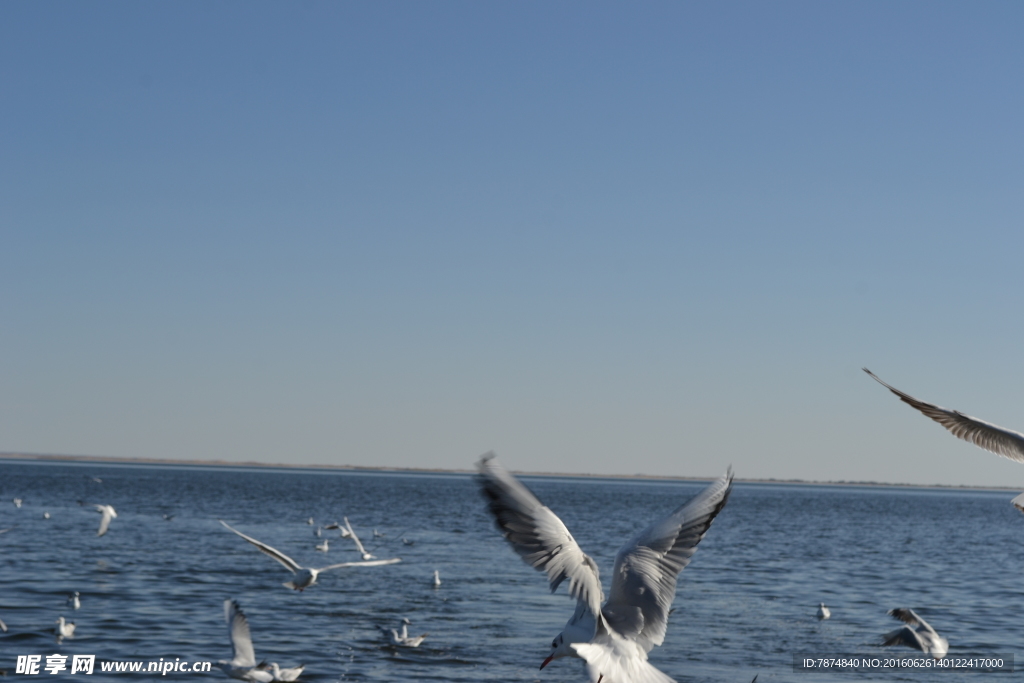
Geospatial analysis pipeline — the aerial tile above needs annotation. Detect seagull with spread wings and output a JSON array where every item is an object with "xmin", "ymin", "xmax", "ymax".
[
  {"xmin": 477, "ymin": 453, "xmax": 733, "ymax": 683},
  {"xmin": 219, "ymin": 520, "xmax": 400, "ymax": 591},
  {"xmin": 864, "ymin": 368, "xmax": 1024, "ymax": 510},
  {"xmin": 882, "ymin": 608, "xmax": 948, "ymax": 659},
  {"xmin": 215, "ymin": 599, "xmax": 274, "ymax": 682}
]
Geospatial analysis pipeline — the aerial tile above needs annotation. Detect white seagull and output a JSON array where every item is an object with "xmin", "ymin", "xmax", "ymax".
[
  {"xmin": 315, "ymin": 539, "xmax": 329, "ymax": 552},
  {"xmin": 323, "ymin": 521, "xmax": 352, "ymax": 538},
  {"xmin": 306, "ymin": 517, "xmax": 314, "ymax": 525},
  {"xmin": 68, "ymin": 592, "xmax": 81, "ymax": 610},
  {"xmin": 219, "ymin": 520, "xmax": 400, "ymax": 591},
  {"xmin": 432, "ymin": 569, "xmax": 441, "ymax": 588},
  {"xmin": 13, "ymin": 498, "xmax": 22, "ymax": 508},
  {"xmin": 882, "ymin": 608, "xmax": 948, "ymax": 659},
  {"xmin": 342, "ymin": 517, "xmax": 375, "ymax": 560},
  {"xmin": 477, "ymin": 454, "xmax": 733, "ymax": 683},
  {"xmin": 865, "ymin": 368, "xmax": 1024, "ymax": 510},
  {"xmin": 817, "ymin": 603, "xmax": 830, "ymax": 620},
  {"xmin": 215, "ymin": 599, "xmax": 274, "ymax": 682},
  {"xmin": 263, "ymin": 662, "xmax": 305, "ymax": 681},
  {"xmin": 386, "ymin": 618, "xmax": 428, "ymax": 647},
  {"xmin": 94, "ymin": 505, "xmax": 117, "ymax": 536},
  {"xmin": 55, "ymin": 616, "xmax": 75, "ymax": 643}
]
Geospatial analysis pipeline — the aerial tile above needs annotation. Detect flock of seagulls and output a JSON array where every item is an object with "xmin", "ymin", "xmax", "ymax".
[{"xmin": 1, "ymin": 367, "xmax": 1016, "ymax": 682}]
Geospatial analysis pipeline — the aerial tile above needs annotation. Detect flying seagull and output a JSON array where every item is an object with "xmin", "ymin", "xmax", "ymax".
[
  {"xmin": 865, "ymin": 368, "xmax": 1024, "ymax": 510},
  {"xmin": 477, "ymin": 453, "xmax": 733, "ymax": 683},
  {"xmin": 215, "ymin": 600, "xmax": 274, "ymax": 682},
  {"xmin": 219, "ymin": 520, "xmax": 400, "ymax": 591},
  {"xmin": 882, "ymin": 608, "xmax": 948, "ymax": 659},
  {"xmin": 342, "ymin": 517, "xmax": 376, "ymax": 560},
  {"xmin": 94, "ymin": 505, "xmax": 117, "ymax": 536}
]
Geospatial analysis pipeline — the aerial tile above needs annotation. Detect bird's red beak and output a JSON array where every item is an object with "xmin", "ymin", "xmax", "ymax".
[{"xmin": 540, "ymin": 655, "xmax": 554, "ymax": 670}]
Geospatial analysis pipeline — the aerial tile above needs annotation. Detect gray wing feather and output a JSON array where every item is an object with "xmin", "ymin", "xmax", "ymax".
[
  {"xmin": 224, "ymin": 599, "xmax": 258, "ymax": 668},
  {"xmin": 883, "ymin": 626, "xmax": 927, "ymax": 651},
  {"xmin": 864, "ymin": 369, "xmax": 1024, "ymax": 463},
  {"xmin": 317, "ymin": 557, "xmax": 402, "ymax": 571},
  {"xmin": 476, "ymin": 453, "xmax": 604, "ymax": 619},
  {"xmin": 603, "ymin": 470, "xmax": 733, "ymax": 652},
  {"xmin": 219, "ymin": 520, "xmax": 301, "ymax": 573}
]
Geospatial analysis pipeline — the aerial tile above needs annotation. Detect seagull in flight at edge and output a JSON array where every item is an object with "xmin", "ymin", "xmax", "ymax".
[
  {"xmin": 219, "ymin": 520, "xmax": 400, "ymax": 591},
  {"xmin": 864, "ymin": 368, "xmax": 1024, "ymax": 511},
  {"xmin": 476, "ymin": 453, "xmax": 733, "ymax": 683}
]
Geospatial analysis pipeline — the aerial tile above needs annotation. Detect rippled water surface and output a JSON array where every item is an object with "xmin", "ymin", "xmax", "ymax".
[{"xmin": 1, "ymin": 461, "xmax": 1022, "ymax": 682}]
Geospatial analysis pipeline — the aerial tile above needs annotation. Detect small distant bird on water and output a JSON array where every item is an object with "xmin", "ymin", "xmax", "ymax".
[
  {"xmin": 383, "ymin": 618, "xmax": 428, "ymax": 647},
  {"xmin": 432, "ymin": 570, "xmax": 441, "ymax": 588},
  {"xmin": 402, "ymin": 537, "xmax": 414, "ymax": 545},
  {"xmin": 91, "ymin": 477, "xmax": 103, "ymax": 484},
  {"xmin": 43, "ymin": 512, "xmax": 50, "ymax": 519},
  {"xmin": 882, "ymin": 608, "xmax": 948, "ymax": 660},
  {"xmin": 219, "ymin": 520, "xmax": 401, "ymax": 591},
  {"xmin": 477, "ymin": 453, "xmax": 733, "ymax": 682},
  {"xmin": 865, "ymin": 368, "xmax": 1024, "ymax": 511},
  {"xmin": 68, "ymin": 592, "xmax": 81, "ymax": 610},
  {"xmin": 817, "ymin": 603, "xmax": 830, "ymax": 620},
  {"xmin": 215, "ymin": 600, "xmax": 273, "ymax": 682},
  {"xmin": 315, "ymin": 539, "xmax": 329, "ymax": 552},
  {"xmin": 306, "ymin": 517, "xmax": 314, "ymax": 525},
  {"xmin": 55, "ymin": 616, "xmax": 75, "ymax": 643},
  {"xmin": 373, "ymin": 528, "xmax": 384, "ymax": 538},
  {"xmin": 163, "ymin": 514, "xmax": 175, "ymax": 521},
  {"xmin": 261, "ymin": 662, "xmax": 305, "ymax": 681},
  {"xmin": 12, "ymin": 498, "xmax": 22, "ymax": 508},
  {"xmin": 314, "ymin": 526, "xmax": 322, "ymax": 538},
  {"xmin": 93, "ymin": 505, "xmax": 117, "ymax": 536}
]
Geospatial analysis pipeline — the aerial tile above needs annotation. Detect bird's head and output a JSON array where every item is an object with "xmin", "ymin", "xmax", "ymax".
[{"xmin": 540, "ymin": 632, "xmax": 574, "ymax": 670}]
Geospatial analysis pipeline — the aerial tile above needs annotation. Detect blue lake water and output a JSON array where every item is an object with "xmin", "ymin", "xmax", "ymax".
[{"xmin": 1, "ymin": 460, "xmax": 1022, "ymax": 682}]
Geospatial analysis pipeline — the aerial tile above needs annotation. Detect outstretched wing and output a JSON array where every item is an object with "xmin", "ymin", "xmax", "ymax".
[
  {"xmin": 224, "ymin": 599, "xmax": 258, "ymax": 668},
  {"xmin": 864, "ymin": 368, "xmax": 1024, "ymax": 463},
  {"xmin": 476, "ymin": 453, "xmax": 604, "ymax": 619},
  {"xmin": 603, "ymin": 470, "xmax": 733, "ymax": 653},
  {"xmin": 94, "ymin": 505, "xmax": 115, "ymax": 537},
  {"xmin": 219, "ymin": 520, "xmax": 300, "ymax": 573},
  {"xmin": 316, "ymin": 557, "xmax": 402, "ymax": 572}
]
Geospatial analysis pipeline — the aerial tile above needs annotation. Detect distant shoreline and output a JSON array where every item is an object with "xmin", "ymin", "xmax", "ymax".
[{"xmin": 2, "ymin": 450, "xmax": 1022, "ymax": 493}]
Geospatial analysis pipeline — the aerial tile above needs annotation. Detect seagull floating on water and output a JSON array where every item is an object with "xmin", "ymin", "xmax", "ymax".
[
  {"xmin": 55, "ymin": 616, "xmax": 75, "ymax": 643},
  {"xmin": 401, "ymin": 537, "xmax": 414, "ymax": 546},
  {"xmin": 306, "ymin": 517, "xmax": 314, "ymax": 526},
  {"xmin": 13, "ymin": 498, "xmax": 22, "ymax": 509},
  {"xmin": 432, "ymin": 570, "xmax": 441, "ymax": 588},
  {"xmin": 817, "ymin": 603, "xmax": 830, "ymax": 620},
  {"xmin": 215, "ymin": 599, "xmax": 273, "ymax": 682},
  {"xmin": 385, "ymin": 618, "xmax": 428, "ymax": 647},
  {"xmin": 43, "ymin": 512, "xmax": 50, "ymax": 519},
  {"xmin": 865, "ymin": 368, "xmax": 1024, "ymax": 510},
  {"xmin": 315, "ymin": 539, "xmax": 329, "ymax": 552},
  {"xmin": 477, "ymin": 453, "xmax": 733, "ymax": 683},
  {"xmin": 94, "ymin": 505, "xmax": 117, "ymax": 536},
  {"xmin": 219, "ymin": 520, "xmax": 400, "ymax": 591},
  {"xmin": 163, "ymin": 514, "xmax": 175, "ymax": 521},
  {"xmin": 68, "ymin": 592, "xmax": 81, "ymax": 610},
  {"xmin": 882, "ymin": 608, "xmax": 948, "ymax": 659},
  {"xmin": 262, "ymin": 662, "xmax": 305, "ymax": 681}
]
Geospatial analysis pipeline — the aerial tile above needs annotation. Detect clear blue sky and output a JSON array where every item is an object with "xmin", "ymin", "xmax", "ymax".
[{"xmin": 4, "ymin": 2, "xmax": 1024, "ymax": 486}]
